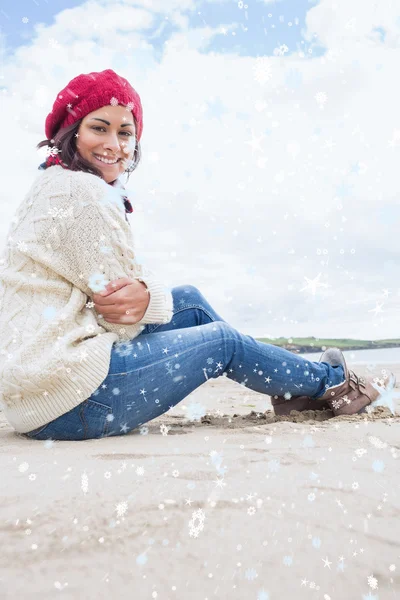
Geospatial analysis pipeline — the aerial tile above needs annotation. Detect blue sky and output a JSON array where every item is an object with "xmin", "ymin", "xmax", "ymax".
[{"xmin": 1, "ymin": 0, "xmax": 325, "ymax": 60}]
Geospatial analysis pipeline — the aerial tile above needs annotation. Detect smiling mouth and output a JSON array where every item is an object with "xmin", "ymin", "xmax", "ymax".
[{"xmin": 93, "ymin": 154, "xmax": 121, "ymax": 166}]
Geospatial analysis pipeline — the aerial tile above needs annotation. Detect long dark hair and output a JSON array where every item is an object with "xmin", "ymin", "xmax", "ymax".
[{"xmin": 36, "ymin": 115, "xmax": 142, "ymax": 184}]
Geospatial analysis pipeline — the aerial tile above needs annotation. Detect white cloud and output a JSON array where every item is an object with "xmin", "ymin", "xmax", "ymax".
[
  {"xmin": 305, "ymin": 0, "xmax": 400, "ymax": 48},
  {"xmin": 39, "ymin": 2, "xmax": 155, "ymax": 41},
  {"xmin": 122, "ymin": 0, "xmax": 196, "ymax": 11},
  {"xmin": 1, "ymin": 0, "xmax": 400, "ymax": 339}
]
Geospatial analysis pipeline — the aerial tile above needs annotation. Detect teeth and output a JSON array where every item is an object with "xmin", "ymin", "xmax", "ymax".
[{"xmin": 94, "ymin": 154, "xmax": 119, "ymax": 165}]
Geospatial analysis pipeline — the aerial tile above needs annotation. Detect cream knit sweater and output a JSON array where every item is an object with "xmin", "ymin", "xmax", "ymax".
[{"xmin": 0, "ymin": 165, "xmax": 173, "ymax": 434}]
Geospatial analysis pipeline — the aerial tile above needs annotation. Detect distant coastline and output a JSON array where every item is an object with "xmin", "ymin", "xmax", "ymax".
[{"xmin": 254, "ymin": 337, "xmax": 400, "ymax": 354}]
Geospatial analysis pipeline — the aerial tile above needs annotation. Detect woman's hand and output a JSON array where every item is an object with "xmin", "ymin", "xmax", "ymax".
[{"xmin": 92, "ymin": 277, "xmax": 150, "ymax": 324}]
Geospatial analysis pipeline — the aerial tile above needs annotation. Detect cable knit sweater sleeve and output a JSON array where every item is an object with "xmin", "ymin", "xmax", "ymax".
[{"xmin": 34, "ymin": 168, "xmax": 173, "ymax": 339}]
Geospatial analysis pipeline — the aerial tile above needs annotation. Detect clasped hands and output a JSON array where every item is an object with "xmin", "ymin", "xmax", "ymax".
[{"xmin": 92, "ymin": 277, "xmax": 150, "ymax": 325}]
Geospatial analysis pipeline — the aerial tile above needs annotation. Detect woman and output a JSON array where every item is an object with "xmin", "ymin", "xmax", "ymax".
[{"xmin": 0, "ymin": 69, "xmax": 394, "ymax": 441}]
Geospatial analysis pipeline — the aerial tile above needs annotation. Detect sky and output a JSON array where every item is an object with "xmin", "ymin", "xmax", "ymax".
[{"xmin": 1, "ymin": 0, "xmax": 400, "ymax": 341}]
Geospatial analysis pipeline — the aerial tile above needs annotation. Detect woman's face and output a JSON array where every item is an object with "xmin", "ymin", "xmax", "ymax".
[{"xmin": 77, "ymin": 105, "xmax": 137, "ymax": 183}]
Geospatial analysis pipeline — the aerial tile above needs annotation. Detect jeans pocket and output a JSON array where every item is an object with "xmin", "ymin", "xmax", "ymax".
[
  {"xmin": 24, "ymin": 399, "xmax": 112, "ymax": 441},
  {"xmin": 79, "ymin": 399, "xmax": 113, "ymax": 440}
]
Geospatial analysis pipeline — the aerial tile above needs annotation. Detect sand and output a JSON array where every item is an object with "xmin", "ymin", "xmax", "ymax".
[{"xmin": 0, "ymin": 362, "xmax": 399, "ymax": 600}]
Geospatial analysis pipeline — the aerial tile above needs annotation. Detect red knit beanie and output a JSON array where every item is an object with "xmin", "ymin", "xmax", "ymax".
[{"xmin": 45, "ymin": 69, "xmax": 143, "ymax": 142}]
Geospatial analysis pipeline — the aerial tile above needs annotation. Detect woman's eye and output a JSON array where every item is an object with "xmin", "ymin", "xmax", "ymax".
[{"xmin": 92, "ymin": 126, "xmax": 132, "ymax": 136}]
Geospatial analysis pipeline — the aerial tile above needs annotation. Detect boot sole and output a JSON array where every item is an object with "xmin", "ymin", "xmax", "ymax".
[{"xmin": 272, "ymin": 398, "xmax": 331, "ymax": 416}]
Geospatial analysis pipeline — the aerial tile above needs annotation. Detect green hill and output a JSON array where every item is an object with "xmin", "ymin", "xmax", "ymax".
[{"xmin": 253, "ymin": 337, "xmax": 400, "ymax": 353}]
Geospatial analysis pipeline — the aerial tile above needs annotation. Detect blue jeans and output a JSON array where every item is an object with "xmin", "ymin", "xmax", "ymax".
[{"xmin": 24, "ymin": 285, "xmax": 344, "ymax": 441}]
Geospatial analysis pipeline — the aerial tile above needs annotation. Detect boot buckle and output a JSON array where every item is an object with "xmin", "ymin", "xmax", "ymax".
[
  {"xmin": 349, "ymin": 371, "xmax": 358, "ymax": 384},
  {"xmin": 358, "ymin": 376, "xmax": 367, "ymax": 391}
]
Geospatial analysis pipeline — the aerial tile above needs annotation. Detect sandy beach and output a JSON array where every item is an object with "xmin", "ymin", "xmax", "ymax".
[{"xmin": 1, "ymin": 361, "xmax": 399, "ymax": 600}]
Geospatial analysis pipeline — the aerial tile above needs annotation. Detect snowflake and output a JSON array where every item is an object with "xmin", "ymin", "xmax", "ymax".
[
  {"xmin": 210, "ymin": 450, "xmax": 225, "ymax": 471},
  {"xmin": 245, "ymin": 567, "xmax": 258, "ymax": 581},
  {"xmin": 283, "ymin": 555, "xmax": 293, "ymax": 566},
  {"xmin": 193, "ymin": 508, "xmax": 205, "ymax": 522},
  {"xmin": 370, "ymin": 373, "xmax": 400, "ymax": 415},
  {"xmin": 324, "ymin": 48, "xmax": 342, "ymax": 62},
  {"xmin": 213, "ymin": 408, "xmax": 224, "ymax": 418},
  {"xmin": 369, "ymin": 436, "xmax": 387, "ymax": 449},
  {"xmin": 48, "ymin": 207, "xmax": 63, "ymax": 218},
  {"xmin": 315, "ymin": 92, "xmax": 328, "ymax": 107},
  {"xmin": 125, "ymin": 101, "xmax": 135, "ymax": 112},
  {"xmin": 296, "ymin": 39, "xmax": 316, "ymax": 59},
  {"xmin": 78, "ymin": 348, "xmax": 89, "ymax": 363},
  {"xmin": 273, "ymin": 44, "xmax": 289, "ymax": 56},
  {"xmin": 257, "ymin": 591, "xmax": 269, "ymax": 600},
  {"xmin": 139, "ymin": 426, "xmax": 149, "ymax": 436},
  {"xmin": 355, "ymin": 448, "xmax": 367, "ymax": 457},
  {"xmin": 189, "ymin": 528, "xmax": 200, "ymax": 538},
  {"xmin": 303, "ymin": 435, "xmax": 314, "ymax": 448},
  {"xmin": 186, "ymin": 401, "xmax": 206, "ymax": 422},
  {"xmin": 308, "ymin": 493, "xmax": 316, "ymax": 502},
  {"xmin": 363, "ymin": 592, "xmax": 378, "ymax": 600},
  {"xmin": 285, "ymin": 68, "xmax": 303, "ymax": 89},
  {"xmin": 48, "ymin": 38, "xmax": 60, "ymax": 49},
  {"xmin": 188, "ymin": 508, "xmax": 205, "ymax": 537},
  {"xmin": 253, "ymin": 57, "xmax": 273, "ymax": 85},
  {"xmin": 160, "ymin": 424, "xmax": 170, "ymax": 436},
  {"xmin": 46, "ymin": 146, "xmax": 61, "ymax": 159},
  {"xmin": 115, "ymin": 500, "xmax": 128, "ymax": 517},
  {"xmin": 88, "ymin": 272, "xmax": 109, "ymax": 294},
  {"xmin": 312, "ymin": 537, "xmax": 321, "ymax": 548},
  {"xmin": 332, "ymin": 398, "xmax": 343, "ymax": 410},
  {"xmin": 110, "ymin": 96, "xmax": 119, "ymax": 106},
  {"xmin": 16, "ymin": 240, "xmax": 28, "ymax": 253},
  {"xmin": 367, "ymin": 574, "xmax": 378, "ymax": 589},
  {"xmin": 22, "ymin": 16, "xmax": 29, "ymax": 23},
  {"xmin": 81, "ymin": 472, "xmax": 88, "ymax": 494},
  {"xmin": 247, "ymin": 506, "xmax": 256, "ymax": 515},
  {"xmin": 268, "ymin": 459, "xmax": 280, "ymax": 473},
  {"xmin": 372, "ymin": 460, "xmax": 385, "ymax": 473},
  {"xmin": 172, "ymin": 470, "xmax": 179, "ymax": 478},
  {"xmin": 114, "ymin": 341, "xmax": 133, "ymax": 358},
  {"xmin": 136, "ymin": 466, "xmax": 145, "ymax": 476},
  {"xmin": 352, "ymin": 482, "xmax": 359, "ymax": 490}
]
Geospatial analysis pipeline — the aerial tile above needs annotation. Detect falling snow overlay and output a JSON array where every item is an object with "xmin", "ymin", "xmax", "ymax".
[{"xmin": 1, "ymin": 0, "xmax": 400, "ymax": 598}]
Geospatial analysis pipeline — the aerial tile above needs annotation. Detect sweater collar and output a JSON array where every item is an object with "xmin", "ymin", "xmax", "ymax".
[{"xmin": 38, "ymin": 154, "xmax": 134, "ymax": 218}]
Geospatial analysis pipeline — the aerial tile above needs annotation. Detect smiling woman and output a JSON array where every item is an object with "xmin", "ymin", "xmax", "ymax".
[{"xmin": 0, "ymin": 68, "xmax": 395, "ymax": 443}]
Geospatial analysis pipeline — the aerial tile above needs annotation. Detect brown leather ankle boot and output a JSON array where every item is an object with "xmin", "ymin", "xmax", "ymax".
[
  {"xmin": 270, "ymin": 348, "xmax": 396, "ymax": 417},
  {"xmin": 314, "ymin": 348, "xmax": 396, "ymax": 416}
]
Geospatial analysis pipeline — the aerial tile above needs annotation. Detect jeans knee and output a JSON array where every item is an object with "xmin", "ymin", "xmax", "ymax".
[
  {"xmin": 172, "ymin": 284, "xmax": 203, "ymax": 302},
  {"xmin": 205, "ymin": 320, "xmax": 235, "ymax": 337}
]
